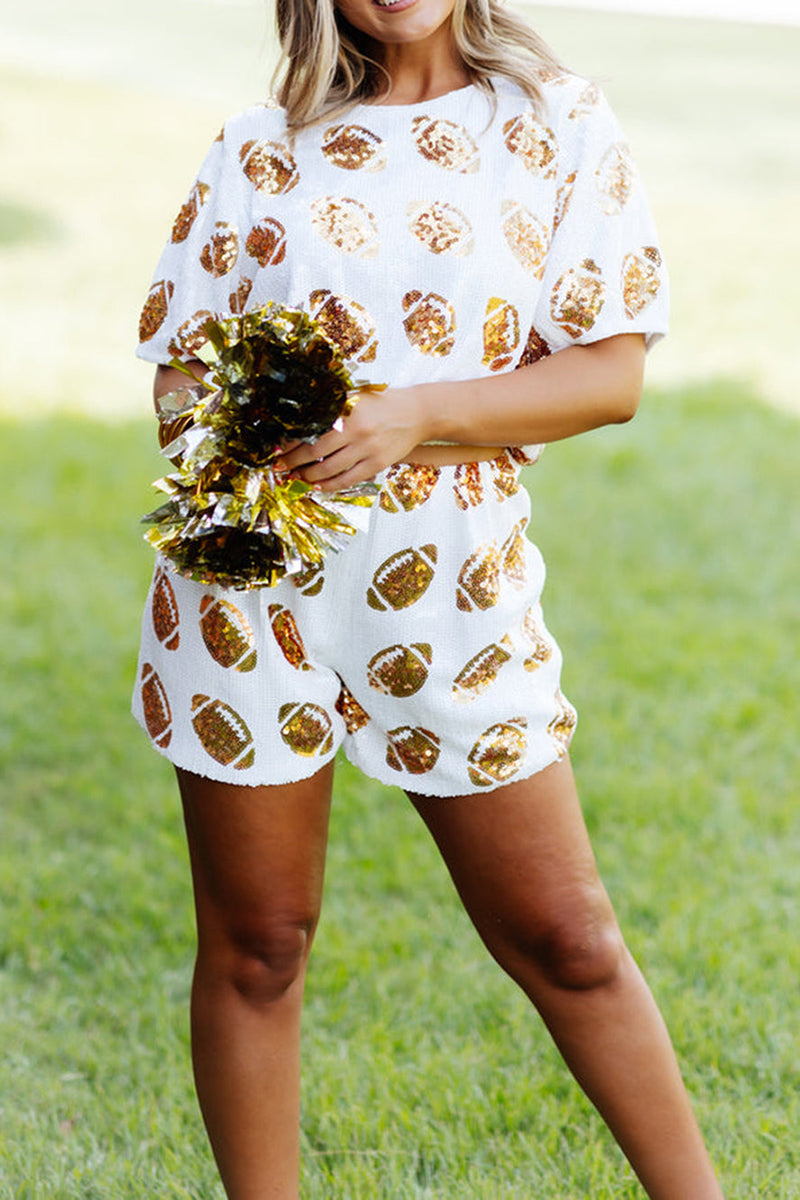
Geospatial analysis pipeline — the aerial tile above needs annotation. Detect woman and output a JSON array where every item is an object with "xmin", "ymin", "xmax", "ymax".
[{"xmin": 134, "ymin": 1, "xmax": 723, "ymax": 1195}]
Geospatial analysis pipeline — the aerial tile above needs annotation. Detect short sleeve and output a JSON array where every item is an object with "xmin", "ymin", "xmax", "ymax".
[
  {"xmin": 532, "ymin": 80, "xmax": 669, "ymax": 354},
  {"xmin": 136, "ymin": 124, "xmax": 250, "ymax": 365}
]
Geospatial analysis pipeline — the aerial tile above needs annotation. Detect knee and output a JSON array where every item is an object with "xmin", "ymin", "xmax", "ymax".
[
  {"xmin": 501, "ymin": 887, "xmax": 625, "ymax": 993},
  {"xmin": 533, "ymin": 910, "xmax": 625, "ymax": 992},
  {"xmin": 206, "ymin": 913, "xmax": 317, "ymax": 1007}
]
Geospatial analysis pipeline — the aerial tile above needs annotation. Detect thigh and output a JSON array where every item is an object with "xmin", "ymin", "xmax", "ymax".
[
  {"xmin": 178, "ymin": 763, "xmax": 335, "ymax": 939},
  {"xmin": 407, "ymin": 757, "xmax": 616, "ymax": 975}
]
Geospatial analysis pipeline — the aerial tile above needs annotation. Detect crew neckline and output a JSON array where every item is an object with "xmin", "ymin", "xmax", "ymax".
[{"xmin": 353, "ymin": 81, "xmax": 479, "ymax": 113}]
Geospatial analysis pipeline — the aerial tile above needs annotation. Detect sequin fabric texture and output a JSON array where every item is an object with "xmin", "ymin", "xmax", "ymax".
[
  {"xmin": 134, "ymin": 456, "xmax": 577, "ymax": 793},
  {"xmin": 137, "ymin": 72, "xmax": 669, "ymax": 466},
  {"xmin": 134, "ymin": 71, "xmax": 669, "ymax": 794}
]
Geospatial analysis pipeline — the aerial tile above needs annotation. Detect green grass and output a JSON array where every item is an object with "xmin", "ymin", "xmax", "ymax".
[{"xmin": 0, "ymin": 382, "xmax": 798, "ymax": 1196}]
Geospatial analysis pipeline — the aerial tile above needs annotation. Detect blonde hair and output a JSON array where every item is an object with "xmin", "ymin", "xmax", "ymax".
[{"xmin": 272, "ymin": 0, "xmax": 565, "ymax": 129}]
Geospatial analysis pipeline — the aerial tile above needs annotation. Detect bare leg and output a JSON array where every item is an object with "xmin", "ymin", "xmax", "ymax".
[
  {"xmin": 177, "ymin": 763, "xmax": 334, "ymax": 1200},
  {"xmin": 409, "ymin": 757, "xmax": 723, "ymax": 1200}
]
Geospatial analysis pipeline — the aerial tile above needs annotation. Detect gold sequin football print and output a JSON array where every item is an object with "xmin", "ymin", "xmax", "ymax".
[
  {"xmin": 308, "ymin": 290, "xmax": 379, "ymax": 363},
  {"xmin": 367, "ymin": 643, "xmax": 432, "ymax": 698},
  {"xmin": 503, "ymin": 113, "xmax": 558, "ymax": 179},
  {"xmin": 452, "ymin": 635, "xmax": 514, "ymax": 703},
  {"xmin": 171, "ymin": 181, "xmax": 210, "ymax": 243},
  {"xmin": 385, "ymin": 726, "xmax": 441, "ymax": 775},
  {"xmin": 407, "ymin": 201, "xmax": 473, "ymax": 256},
  {"xmin": 595, "ymin": 143, "xmax": 635, "ymax": 215},
  {"xmin": 501, "ymin": 201, "xmax": 550, "ymax": 278},
  {"xmin": 141, "ymin": 663, "xmax": 172, "ymax": 748},
  {"xmin": 278, "ymin": 702, "xmax": 334, "ymax": 757},
  {"xmin": 622, "ymin": 247, "xmax": 662, "ymax": 317},
  {"xmin": 151, "ymin": 566, "xmax": 180, "ymax": 650},
  {"xmin": 245, "ymin": 218, "xmax": 287, "ymax": 267},
  {"xmin": 335, "ymin": 683, "xmax": 370, "ymax": 733},
  {"xmin": 169, "ymin": 309, "xmax": 214, "ymax": 358},
  {"xmin": 411, "ymin": 115, "xmax": 480, "ymax": 173},
  {"xmin": 199, "ymin": 596, "xmax": 258, "ymax": 672},
  {"xmin": 467, "ymin": 718, "xmax": 527, "ymax": 787},
  {"xmin": 139, "ymin": 280, "xmax": 173, "ymax": 343},
  {"xmin": 367, "ymin": 544, "xmax": 438, "ymax": 611},
  {"xmin": 551, "ymin": 259, "xmax": 606, "ymax": 338},
  {"xmin": 380, "ymin": 463, "xmax": 440, "ymax": 513},
  {"xmin": 402, "ymin": 291, "xmax": 456, "ymax": 356},
  {"xmin": 322, "ymin": 124, "xmax": 386, "ymax": 171},
  {"xmin": 239, "ymin": 139, "xmax": 299, "ymax": 194},
  {"xmin": 191, "ymin": 695, "xmax": 255, "ymax": 769},
  {"xmin": 268, "ymin": 604, "xmax": 313, "ymax": 671},
  {"xmin": 456, "ymin": 542, "xmax": 501, "ymax": 612},
  {"xmin": 311, "ymin": 197, "xmax": 379, "ymax": 257},
  {"xmin": 482, "ymin": 297, "xmax": 520, "ymax": 371},
  {"xmin": 199, "ymin": 222, "xmax": 239, "ymax": 277}
]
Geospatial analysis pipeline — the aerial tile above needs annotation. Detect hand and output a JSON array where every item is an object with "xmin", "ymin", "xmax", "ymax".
[{"xmin": 273, "ymin": 386, "xmax": 428, "ymax": 492}]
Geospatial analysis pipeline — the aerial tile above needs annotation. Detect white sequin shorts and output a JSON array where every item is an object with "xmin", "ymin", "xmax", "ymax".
[{"xmin": 132, "ymin": 452, "xmax": 577, "ymax": 796}]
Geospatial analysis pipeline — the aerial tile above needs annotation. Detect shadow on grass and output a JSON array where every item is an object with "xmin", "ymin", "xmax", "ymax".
[{"xmin": 0, "ymin": 380, "xmax": 798, "ymax": 1197}]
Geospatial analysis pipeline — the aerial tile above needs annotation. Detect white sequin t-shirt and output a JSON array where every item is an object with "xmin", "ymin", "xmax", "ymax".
[{"xmin": 137, "ymin": 73, "xmax": 669, "ymax": 460}]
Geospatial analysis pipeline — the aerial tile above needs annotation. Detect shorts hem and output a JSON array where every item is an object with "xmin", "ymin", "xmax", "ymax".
[
  {"xmin": 132, "ymin": 709, "xmax": 339, "ymax": 789},
  {"xmin": 341, "ymin": 741, "xmax": 571, "ymax": 798}
]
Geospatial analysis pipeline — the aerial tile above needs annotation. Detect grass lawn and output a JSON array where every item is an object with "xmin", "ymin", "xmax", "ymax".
[{"xmin": 1, "ymin": 381, "xmax": 798, "ymax": 1197}]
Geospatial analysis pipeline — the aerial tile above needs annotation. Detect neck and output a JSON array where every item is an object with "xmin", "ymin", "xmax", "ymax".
[{"xmin": 371, "ymin": 28, "xmax": 470, "ymax": 105}]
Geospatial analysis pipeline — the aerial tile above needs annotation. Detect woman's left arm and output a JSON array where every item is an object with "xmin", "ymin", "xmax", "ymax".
[{"xmin": 275, "ymin": 332, "xmax": 645, "ymax": 491}]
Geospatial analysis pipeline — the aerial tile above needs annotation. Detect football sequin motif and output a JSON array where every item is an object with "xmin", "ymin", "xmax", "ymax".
[
  {"xmin": 268, "ymin": 604, "xmax": 313, "ymax": 671},
  {"xmin": 453, "ymin": 462, "xmax": 484, "ymax": 511},
  {"xmin": 520, "ymin": 606, "xmax": 553, "ymax": 672},
  {"xmin": 407, "ymin": 200, "xmax": 474, "ymax": 256},
  {"xmin": 169, "ymin": 308, "xmax": 214, "ymax": 358},
  {"xmin": 501, "ymin": 201, "xmax": 550, "ymax": 278},
  {"xmin": 239, "ymin": 139, "xmax": 299, "ymax": 194},
  {"xmin": 229, "ymin": 278, "xmax": 254, "ymax": 315},
  {"xmin": 622, "ymin": 246, "xmax": 662, "ymax": 318},
  {"xmin": 402, "ymin": 290, "xmax": 456, "ymax": 356},
  {"xmin": 518, "ymin": 325, "xmax": 551, "ymax": 367},
  {"xmin": 308, "ymin": 289, "xmax": 379, "ymax": 363},
  {"xmin": 595, "ymin": 143, "xmax": 636, "ymax": 215},
  {"xmin": 551, "ymin": 258, "xmax": 606, "ymax": 338},
  {"xmin": 456, "ymin": 542, "xmax": 501, "ymax": 612},
  {"xmin": 290, "ymin": 562, "xmax": 325, "ymax": 597},
  {"xmin": 385, "ymin": 726, "xmax": 441, "ymax": 775},
  {"xmin": 199, "ymin": 221, "xmax": 239, "ymax": 277},
  {"xmin": 452, "ymin": 635, "xmax": 513, "ymax": 703},
  {"xmin": 568, "ymin": 81, "xmax": 601, "ymax": 120},
  {"xmin": 151, "ymin": 566, "xmax": 180, "ymax": 650},
  {"xmin": 367, "ymin": 544, "xmax": 438, "ymax": 611},
  {"xmin": 500, "ymin": 520, "xmax": 527, "ymax": 589},
  {"xmin": 482, "ymin": 297, "xmax": 520, "ymax": 371},
  {"xmin": 311, "ymin": 196, "xmax": 379, "ymax": 257},
  {"xmin": 171, "ymin": 181, "xmax": 210, "ymax": 243},
  {"xmin": 467, "ymin": 717, "xmax": 528, "ymax": 787},
  {"xmin": 245, "ymin": 218, "xmax": 287, "ymax": 267},
  {"xmin": 411, "ymin": 115, "xmax": 480, "ymax": 173},
  {"xmin": 139, "ymin": 279, "xmax": 173, "ymax": 343},
  {"xmin": 141, "ymin": 663, "xmax": 172, "ymax": 748},
  {"xmin": 199, "ymin": 595, "xmax": 258, "ymax": 672},
  {"xmin": 191, "ymin": 695, "xmax": 255, "ymax": 769},
  {"xmin": 335, "ymin": 683, "xmax": 370, "ymax": 733},
  {"xmin": 321, "ymin": 124, "xmax": 386, "ymax": 171},
  {"xmin": 367, "ymin": 643, "xmax": 432, "ymax": 698},
  {"xmin": 380, "ymin": 463, "xmax": 440, "ymax": 513},
  {"xmin": 278, "ymin": 702, "xmax": 334, "ymax": 757},
  {"xmin": 548, "ymin": 689, "xmax": 577, "ymax": 756},
  {"xmin": 503, "ymin": 113, "xmax": 558, "ymax": 179}
]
